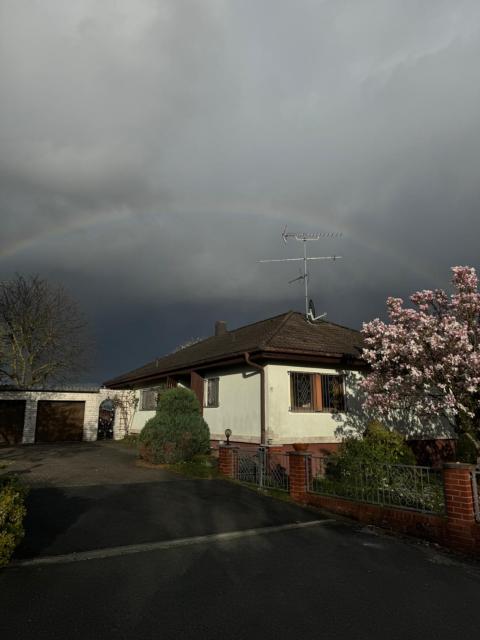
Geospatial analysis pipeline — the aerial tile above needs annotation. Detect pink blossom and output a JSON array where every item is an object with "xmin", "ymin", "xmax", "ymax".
[{"xmin": 361, "ymin": 266, "xmax": 480, "ymax": 450}]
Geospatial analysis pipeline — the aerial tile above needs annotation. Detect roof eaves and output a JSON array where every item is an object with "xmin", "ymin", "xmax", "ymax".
[
  {"xmin": 261, "ymin": 344, "xmax": 363, "ymax": 358},
  {"xmin": 105, "ymin": 348, "xmax": 265, "ymax": 387}
]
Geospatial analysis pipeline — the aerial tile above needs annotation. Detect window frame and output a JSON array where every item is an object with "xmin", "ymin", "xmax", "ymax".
[
  {"xmin": 140, "ymin": 387, "xmax": 160, "ymax": 411},
  {"xmin": 205, "ymin": 377, "xmax": 220, "ymax": 408},
  {"xmin": 139, "ymin": 378, "xmax": 177, "ymax": 411},
  {"xmin": 289, "ymin": 371, "xmax": 346, "ymax": 413}
]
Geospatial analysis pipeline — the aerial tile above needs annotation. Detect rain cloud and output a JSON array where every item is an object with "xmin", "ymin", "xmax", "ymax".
[{"xmin": 1, "ymin": 1, "xmax": 480, "ymax": 380}]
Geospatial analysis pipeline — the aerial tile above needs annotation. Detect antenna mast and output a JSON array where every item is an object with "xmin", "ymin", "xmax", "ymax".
[{"xmin": 259, "ymin": 226, "xmax": 342, "ymax": 320}]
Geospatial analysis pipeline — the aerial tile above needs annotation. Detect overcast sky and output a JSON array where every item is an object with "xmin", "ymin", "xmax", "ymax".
[{"xmin": 1, "ymin": 1, "xmax": 480, "ymax": 382}]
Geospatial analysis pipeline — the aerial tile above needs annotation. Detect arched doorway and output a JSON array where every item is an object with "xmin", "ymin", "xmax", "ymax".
[{"xmin": 98, "ymin": 399, "xmax": 115, "ymax": 440}]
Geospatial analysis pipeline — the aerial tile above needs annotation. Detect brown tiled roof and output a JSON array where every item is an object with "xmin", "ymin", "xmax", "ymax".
[{"xmin": 104, "ymin": 311, "xmax": 364, "ymax": 388}]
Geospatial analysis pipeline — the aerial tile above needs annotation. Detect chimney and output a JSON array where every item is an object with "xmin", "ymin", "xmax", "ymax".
[{"xmin": 215, "ymin": 320, "xmax": 228, "ymax": 336}]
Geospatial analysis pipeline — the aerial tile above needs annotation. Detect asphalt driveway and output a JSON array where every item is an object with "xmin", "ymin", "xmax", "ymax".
[
  {"xmin": 0, "ymin": 441, "xmax": 175, "ymax": 486},
  {"xmin": 2, "ymin": 442, "xmax": 321, "ymax": 559},
  {"xmin": 15, "ymin": 479, "xmax": 321, "ymax": 558}
]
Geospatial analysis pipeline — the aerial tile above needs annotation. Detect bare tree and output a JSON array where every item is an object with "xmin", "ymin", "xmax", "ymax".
[{"xmin": 0, "ymin": 275, "xmax": 92, "ymax": 388}]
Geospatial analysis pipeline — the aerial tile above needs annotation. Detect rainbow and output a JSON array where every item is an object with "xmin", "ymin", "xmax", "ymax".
[
  {"xmin": 0, "ymin": 206, "xmax": 438, "ymax": 288},
  {"xmin": 0, "ymin": 208, "xmax": 132, "ymax": 260}
]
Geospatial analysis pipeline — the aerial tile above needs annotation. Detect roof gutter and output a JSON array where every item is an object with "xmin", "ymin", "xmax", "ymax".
[{"xmin": 244, "ymin": 352, "xmax": 266, "ymax": 446}]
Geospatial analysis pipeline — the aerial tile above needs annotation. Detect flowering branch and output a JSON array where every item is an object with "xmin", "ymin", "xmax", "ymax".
[{"xmin": 361, "ymin": 266, "xmax": 480, "ymax": 459}]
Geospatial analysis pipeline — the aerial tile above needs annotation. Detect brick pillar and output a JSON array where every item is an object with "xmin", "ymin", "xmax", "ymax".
[
  {"xmin": 218, "ymin": 445, "xmax": 238, "ymax": 478},
  {"xmin": 443, "ymin": 462, "xmax": 477, "ymax": 553},
  {"xmin": 288, "ymin": 452, "xmax": 311, "ymax": 502}
]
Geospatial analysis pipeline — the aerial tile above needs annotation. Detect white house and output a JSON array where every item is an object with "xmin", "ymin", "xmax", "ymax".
[{"xmin": 105, "ymin": 311, "xmax": 366, "ymax": 454}]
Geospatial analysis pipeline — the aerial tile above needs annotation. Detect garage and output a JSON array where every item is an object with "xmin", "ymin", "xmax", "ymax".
[
  {"xmin": 35, "ymin": 401, "xmax": 85, "ymax": 443},
  {"xmin": 0, "ymin": 400, "xmax": 26, "ymax": 445}
]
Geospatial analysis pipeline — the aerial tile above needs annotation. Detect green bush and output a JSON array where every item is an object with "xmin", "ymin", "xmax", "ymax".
[
  {"xmin": 138, "ymin": 387, "xmax": 210, "ymax": 464},
  {"xmin": 322, "ymin": 420, "xmax": 416, "ymax": 486},
  {"xmin": 312, "ymin": 423, "xmax": 444, "ymax": 512},
  {"xmin": 0, "ymin": 476, "xmax": 28, "ymax": 567},
  {"xmin": 156, "ymin": 388, "xmax": 201, "ymax": 417},
  {"xmin": 456, "ymin": 433, "xmax": 478, "ymax": 464},
  {"xmin": 335, "ymin": 420, "xmax": 417, "ymax": 468}
]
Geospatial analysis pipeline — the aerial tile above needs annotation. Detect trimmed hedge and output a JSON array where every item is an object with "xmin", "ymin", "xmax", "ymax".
[
  {"xmin": 0, "ymin": 476, "xmax": 28, "ymax": 567},
  {"xmin": 138, "ymin": 387, "xmax": 210, "ymax": 465}
]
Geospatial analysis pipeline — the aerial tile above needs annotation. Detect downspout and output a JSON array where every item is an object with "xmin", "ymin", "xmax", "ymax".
[{"xmin": 244, "ymin": 352, "xmax": 266, "ymax": 445}]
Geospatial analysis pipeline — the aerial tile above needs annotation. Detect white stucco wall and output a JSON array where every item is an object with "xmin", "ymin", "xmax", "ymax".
[
  {"xmin": 204, "ymin": 368, "xmax": 261, "ymax": 443},
  {"xmin": 129, "ymin": 389, "xmax": 155, "ymax": 434},
  {"xmin": 265, "ymin": 364, "xmax": 361, "ymax": 444},
  {"xmin": 127, "ymin": 372, "xmax": 262, "ymax": 443},
  {"xmin": 126, "ymin": 366, "xmax": 356, "ymax": 445},
  {"xmin": 126, "ymin": 382, "xmax": 189, "ymax": 435}
]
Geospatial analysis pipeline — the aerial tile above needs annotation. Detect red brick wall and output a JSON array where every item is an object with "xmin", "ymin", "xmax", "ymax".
[
  {"xmin": 305, "ymin": 493, "xmax": 446, "ymax": 544},
  {"xmin": 210, "ymin": 439, "xmax": 339, "ymax": 456},
  {"xmin": 218, "ymin": 445, "xmax": 237, "ymax": 477},
  {"xmin": 297, "ymin": 458, "xmax": 480, "ymax": 556},
  {"xmin": 212, "ymin": 439, "xmax": 458, "ymax": 465},
  {"xmin": 216, "ymin": 443, "xmax": 480, "ymax": 556},
  {"xmin": 442, "ymin": 463, "xmax": 479, "ymax": 553},
  {"xmin": 288, "ymin": 453, "xmax": 310, "ymax": 502}
]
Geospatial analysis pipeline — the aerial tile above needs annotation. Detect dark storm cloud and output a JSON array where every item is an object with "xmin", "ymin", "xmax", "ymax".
[{"xmin": 1, "ymin": 1, "xmax": 480, "ymax": 380}]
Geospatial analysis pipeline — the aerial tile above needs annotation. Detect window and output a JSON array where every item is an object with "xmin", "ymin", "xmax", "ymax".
[
  {"xmin": 290, "ymin": 372, "xmax": 314, "ymax": 411},
  {"xmin": 140, "ymin": 386, "xmax": 162, "ymax": 411},
  {"xmin": 140, "ymin": 379, "xmax": 177, "ymax": 411},
  {"xmin": 322, "ymin": 374, "xmax": 346, "ymax": 412},
  {"xmin": 206, "ymin": 378, "xmax": 219, "ymax": 407},
  {"xmin": 290, "ymin": 372, "xmax": 345, "ymax": 412}
]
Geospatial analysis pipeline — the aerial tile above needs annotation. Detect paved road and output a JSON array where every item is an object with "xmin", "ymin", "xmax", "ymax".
[
  {"xmin": 2, "ymin": 519, "xmax": 480, "ymax": 640},
  {"xmin": 2, "ymin": 443, "xmax": 480, "ymax": 639}
]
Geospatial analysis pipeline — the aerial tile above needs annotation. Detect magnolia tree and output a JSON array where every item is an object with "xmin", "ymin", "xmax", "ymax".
[{"xmin": 361, "ymin": 266, "xmax": 480, "ymax": 461}]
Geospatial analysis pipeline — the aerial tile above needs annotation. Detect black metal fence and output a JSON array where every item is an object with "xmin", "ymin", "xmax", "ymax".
[{"xmin": 308, "ymin": 455, "xmax": 445, "ymax": 515}]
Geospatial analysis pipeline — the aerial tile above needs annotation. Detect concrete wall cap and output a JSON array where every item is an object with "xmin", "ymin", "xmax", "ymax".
[
  {"xmin": 443, "ymin": 462, "xmax": 476, "ymax": 470},
  {"xmin": 288, "ymin": 451, "xmax": 312, "ymax": 457}
]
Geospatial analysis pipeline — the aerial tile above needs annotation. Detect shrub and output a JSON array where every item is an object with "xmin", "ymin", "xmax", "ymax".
[
  {"xmin": 0, "ymin": 476, "xmax": 28, "ymax": 567},
  {"xmin": 323, "ymin": 421, "xmax": 416, "ymax": 485},
  {"xmin": 119, "ymin": 434, "xmax": 139, "ymax": 448},
  {"xmin": 156, "ymin": 387, "xmax": 201, "ymax": 417},
  {"xmin": 138, "ymin": 387, "xmax": 210, "ymax": 464},
  {"xmin": 336, "ymin": 420, "xmax": 417, "ymax": 468},
  {"xmin": 455, "ymin": 433, "xmax": 478, "ymax": 464},
  {"xmin": 312, "ymin": 423, "xmax": 444, "ymax": 512}
]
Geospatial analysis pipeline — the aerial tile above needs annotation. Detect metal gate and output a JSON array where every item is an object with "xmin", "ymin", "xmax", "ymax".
[{"xmin": 234, "ymin": 447, "xmax": 290, "ymax": 492}]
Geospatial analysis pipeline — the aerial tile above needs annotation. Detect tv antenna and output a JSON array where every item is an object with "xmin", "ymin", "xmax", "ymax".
[{"xmin": 259, "ymin": 226, "xmax": 342, "ymax": 321}]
